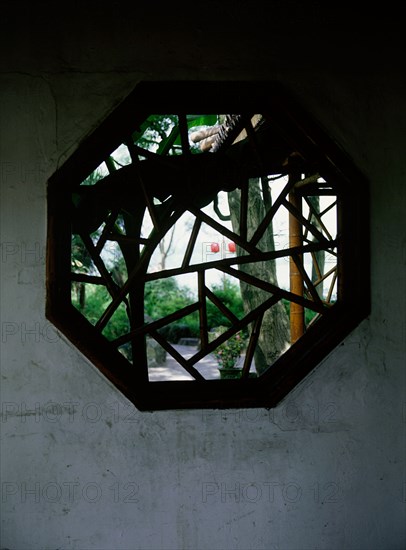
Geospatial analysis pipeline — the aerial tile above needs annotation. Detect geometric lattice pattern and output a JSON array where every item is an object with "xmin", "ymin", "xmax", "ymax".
[{"xmin": 46, "ymin": 82, "xmax": 369, "ymax": 410}]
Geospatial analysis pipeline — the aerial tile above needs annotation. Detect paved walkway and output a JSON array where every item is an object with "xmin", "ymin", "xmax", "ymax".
[
  {"xmin": 148, "ymin": 344, "xmax": 255, "ymax": 381},
  {"xmin": 148, "ymin": 344, "xmax": 219, "ymax": 381}
]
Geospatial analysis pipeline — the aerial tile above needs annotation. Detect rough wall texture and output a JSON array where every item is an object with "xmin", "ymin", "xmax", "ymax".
[{"xmin": 1, "ymin": 4, "xmax": 405, "ymax": 549}]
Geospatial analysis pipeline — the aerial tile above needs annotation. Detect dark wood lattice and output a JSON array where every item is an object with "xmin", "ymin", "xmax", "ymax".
[{"xmin": 46, "ymin": 82, "xmax": 369, "ymax": 410}]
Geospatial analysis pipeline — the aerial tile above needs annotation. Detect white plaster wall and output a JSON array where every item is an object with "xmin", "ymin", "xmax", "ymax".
[{"xmin": 1, "ymin": 5, "xmax": 405, "ymax": 550}]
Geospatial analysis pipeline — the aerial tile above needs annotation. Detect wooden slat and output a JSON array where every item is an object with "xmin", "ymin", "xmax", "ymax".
[
  {"xmin": 250, "ymin": 175, "xmax": 299, "ymax": 247},
  {"xmin": 241, "ymin": 312, "xmax": 263, "ymax": 379},
  {"xmin": 310, "ymin": 251, "xmax": 323, "ymax": 282},
  {"xmin": 313, "ymin": 265, "xmax": 337, "ymax": 288},
  {"xmin": 149, "ymin": 329, "xmax": 205, "ymax": 381},
  {"xmin": 182, "ymin": 217, "xmax": 201, "ymax": 269},
  {"xmin": 95, "ymin": 204, "xmax": 185, "ymax": 331},
  {"xmin": 71, "ymin": 273, "xmax": 105, "ymax": 285},
  {"xmin": 291, "ymin": 253, "xmax": 324, "ymax": 306},
  {"xmin": 80, "ymin": 233, "xmax": 120, "ymax": 299},
  {"xmin": 107, "ymin": 233, "xmax": 149, "ymax": 245},
  {"xmin": 239, "ymin": 180, "xmax": 248, "ymax": 241},
  {"xmin": 205, "ymin": 287, "xmax": 239, "ymax": 324},
  {"xmin": 221, "ymin": 265, "xmax": 327, "ymax": 315},
  {"xmin": 178, "ymin": 114, "xmax": 191, "ymax": 156},
  {"xmin": 282, "ymin": 198, "xmax": 330, "ymax": 246},
  {"xmin": 326, "ymin": 270, "xmax": 338, "ymax": 303},
  {"xmin": 198, "ymin": 272, "xmax": 208, "ymax": 349},
  {"xmin": 145, "ymin": 240, "xmax": 338, "ymax": 282},
  {"xmin": 134, "ymin": 158, "xmax": 161, "ymax": 232},
  {"xmin": 95, "ymin": 207, "xmax": 121, "ymax": 254},
  {"xmin": 188, "ymin": 294, "xmax": 281, "ymax": 365},
  {"xmin": 303, "ymin": 195, "xmax": 334, "ymax": 241},
  {"xmin": 319, "ymin": 199, "xmax": 337, "ymax": 218},
  {"xmin": 112, "ymin": 302, "xmax": 200, "ymax": 347},
  {"xmin": 187, "ymin": 205, "xmax": 260, "ymax": 256}
]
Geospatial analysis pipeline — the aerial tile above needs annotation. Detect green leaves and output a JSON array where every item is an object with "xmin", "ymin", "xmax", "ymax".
[
  {"xmin": 212, "ymin": 328, "xmax": 245, "ymax": 369},
  {"xmin": 132, "ymin": 114, "xmax": 219, "ymax": 155}
]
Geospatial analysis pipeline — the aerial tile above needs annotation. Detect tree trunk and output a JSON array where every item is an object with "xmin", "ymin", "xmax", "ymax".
[
  {"xmin": 228, "ymin": 178, "xmax": 290, "ymax": 374},
  {"xmin": 308, "ymin": 195, "xmax": 325, "ymax": 299}
]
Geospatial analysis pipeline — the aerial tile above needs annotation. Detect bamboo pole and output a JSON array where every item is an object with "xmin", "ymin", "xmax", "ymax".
[{"xmin": 288, "ymin": 166, "xmax": 305, "ymax": 343}]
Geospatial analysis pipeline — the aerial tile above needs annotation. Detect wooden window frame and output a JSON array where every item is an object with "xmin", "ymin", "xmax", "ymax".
[{"xmin": 46, "ymin": 81, "xmax": 370, "ymax": 410}]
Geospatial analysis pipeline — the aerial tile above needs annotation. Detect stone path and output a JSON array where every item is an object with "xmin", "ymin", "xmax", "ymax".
[
  {"xmin": 148, "ymin": 344, "xmax": 255, "ymax": 381},
  {"xmin": 148, "ymin": 344, "xmax": 220, "ymax": 381}
]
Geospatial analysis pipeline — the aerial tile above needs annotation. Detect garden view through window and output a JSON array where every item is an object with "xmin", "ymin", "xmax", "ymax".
[
  {"xmin": 47, "ymin": 81, "xmax": 369, "ymax": 410},
  {"xmin": 70, "ymin": 113, "xmax": 338, "ymax": 381}
]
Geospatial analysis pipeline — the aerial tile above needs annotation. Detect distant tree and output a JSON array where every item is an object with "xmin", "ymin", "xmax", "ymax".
[{"xmin": 228, "ymin": 178, "xmax": 290, "ymax": 374}]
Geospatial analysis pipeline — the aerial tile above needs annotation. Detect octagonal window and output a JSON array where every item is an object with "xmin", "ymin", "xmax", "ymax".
[{"xmin": 46, "ymin": 82, "xmax": 369, "ymax": 410}]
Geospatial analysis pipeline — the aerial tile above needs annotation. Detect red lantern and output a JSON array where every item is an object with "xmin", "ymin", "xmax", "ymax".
[
  {"xmin": 228, "ymin": 242, "xmax": 236, "ymax": 253},
  {"xmin": 211, "ymin": 242, "xmax": 220, "ymax": 253}
]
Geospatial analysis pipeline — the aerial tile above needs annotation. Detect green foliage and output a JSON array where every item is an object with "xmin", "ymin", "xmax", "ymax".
[
  {"xmin": 71, "ymin": 235, "xmax": 93, "ymax": 273},
  {"xmin": 143, "ymin": 276, "xmax": 245, "ymax": 343},
  {"xmin": 132, "ymin": 114, "xmax": 218, "ymax": 156},
  {"xmin": 133, "ymin": 115, "xmax": 179, "ymax": 155},
  {"xmin": 206, "ymin": 279, "xmax": 244, "ymax": 328},
  {"xmin": 144, "ymin": 277, "xmax": 194, "ymax": 319},
  {"xmin": 144, "ymin": 277, "xmax": 245, "ymax": 343},
  {"xmin": 211, "ymin": 327, "xmax": 245, "ymax": 369},
  {"xmin": 144, "ymin": 277, "xmax": 200, "ymax": 343},
  {"xmin": 71, "ymin": 284, "xmax": 130, "ymax": 341},
  {"xmin": 282, "ymin": 299, "xmax": 318, "ymax": 327}
]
